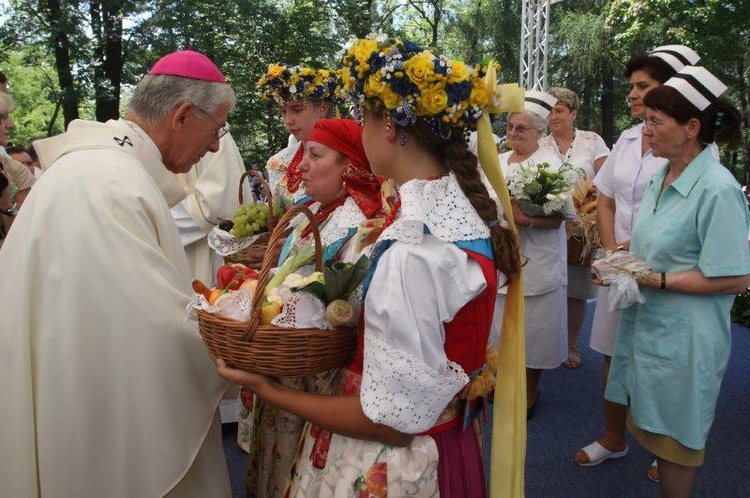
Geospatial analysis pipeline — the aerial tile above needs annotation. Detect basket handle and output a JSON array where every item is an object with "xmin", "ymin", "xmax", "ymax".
[
  {"xmin": 238, "ymin": 171, "xmax": 277, "ymax": 229},
  {"xmin": 241, "ymin": 204, "xmax": 323, "ymax": 341}
]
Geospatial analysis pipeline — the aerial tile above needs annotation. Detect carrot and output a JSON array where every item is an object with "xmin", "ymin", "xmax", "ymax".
[{"xmin": 192, "ymin": 279, "xmax": 212, "ymax": 300}]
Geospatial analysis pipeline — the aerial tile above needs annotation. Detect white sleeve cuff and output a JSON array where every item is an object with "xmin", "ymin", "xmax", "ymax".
[{"xmin": 360, "ymin": 334, "xmax": 468, "ymax": 433}]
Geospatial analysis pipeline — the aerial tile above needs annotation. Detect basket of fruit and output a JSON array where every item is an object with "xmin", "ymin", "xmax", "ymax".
[
  {"xmin": 195, "ymin": 205, "xmax": 362, "ymax": 377},
  {"xmin": 215, "ymin": 171, "xmax": 285, "ymax": 269}
]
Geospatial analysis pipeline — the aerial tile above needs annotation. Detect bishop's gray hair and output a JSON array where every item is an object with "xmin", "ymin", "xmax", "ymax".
[{"xmin": 128, "ymin": 74, "xmax": 236, "ymax": 125}]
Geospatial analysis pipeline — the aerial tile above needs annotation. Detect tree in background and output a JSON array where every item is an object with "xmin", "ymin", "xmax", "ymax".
[
  {"xmin": 1, "ymin": 0, "xmax": 745, "ymax": 180},
  {"xmin": 548, "ymin": 1, "xmax": 624, "ymax": 146},
  {"xmin": 606, "ymin": 0, "xmax": 750, "ymax": 183},
  {"xmin": 0, "ymin": 48, "xmax": 65, "ymax": 145},
  {"xmin": 0, "ymin": 0, "xmax": 139, "ymax": 125}
]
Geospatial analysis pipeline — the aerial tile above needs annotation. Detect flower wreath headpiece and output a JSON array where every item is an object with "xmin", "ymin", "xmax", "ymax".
[
  {"xmin": 339, "ymin": 34, "xmax": 495, "ymax": 138},
  {"xmin": 257, "ymin": 63, "xmax": 339, "ymax": 106}
]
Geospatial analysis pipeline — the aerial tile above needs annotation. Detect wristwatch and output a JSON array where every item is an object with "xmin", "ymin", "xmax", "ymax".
[
  {"xmin": 0, "ymin": 202, "xmax": 19, "ymax": 217},
  {"xmin": 527, "ymin": 219, "xmax": 536, "ymax": 230}
]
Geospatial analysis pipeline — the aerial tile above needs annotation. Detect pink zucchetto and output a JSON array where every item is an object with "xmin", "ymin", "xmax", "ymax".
[{"xmin": 148, "ymin": 49, "xmax": 226, "ymax": 83}]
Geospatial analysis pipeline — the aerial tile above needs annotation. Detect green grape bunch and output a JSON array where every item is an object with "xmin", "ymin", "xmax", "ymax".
[{"xmin": 230, "ymin": 202, "xmax": 272, "ymax": 238}]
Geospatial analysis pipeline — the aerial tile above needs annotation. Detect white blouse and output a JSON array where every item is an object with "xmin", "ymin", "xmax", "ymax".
[
  {"xmin": 360, "ymin": 173, "xmax": 491, "ymax": 433},
  {"xmin": 539, "ymin": 129, "xmax": 610, "ymax": 181},
  {"xmin": 593, "ymin": 123, "xmax": 667, "ymax": 244}
]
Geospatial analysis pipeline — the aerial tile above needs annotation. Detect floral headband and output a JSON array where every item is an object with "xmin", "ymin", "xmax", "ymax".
[
  {"xmin": 257, "ymin": 63, "xmax": 339, "ymax": 106},
  {"xmin": 339, "ymin": 34, "xmax": 494, "ymax": 138}
]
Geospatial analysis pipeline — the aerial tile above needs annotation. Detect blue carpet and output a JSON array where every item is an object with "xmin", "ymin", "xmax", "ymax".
[{"xmin": 223, "ymin": 305, "xmax": 750, "ymax": 497}]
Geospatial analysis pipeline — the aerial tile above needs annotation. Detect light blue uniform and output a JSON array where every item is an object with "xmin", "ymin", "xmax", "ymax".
[{"xmin": 606, "ymin": 147, "xmax": 750, "ymax": 450}]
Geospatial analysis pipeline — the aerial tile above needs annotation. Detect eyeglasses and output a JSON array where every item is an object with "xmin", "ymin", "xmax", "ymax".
[
  {"xmin": 506, "ymin": 123, "xmax": 532, "ymax": 133},
  {"xmin": 0, "ymin": 112, "xmax": 10, "ymax": 122},
  {"xmin": 643, "ymin": 119, "xmax": 665, "ymax": 130},
  {"xmin": 193, "ymin": 105, "xmax": 229, "ymax": 139}
]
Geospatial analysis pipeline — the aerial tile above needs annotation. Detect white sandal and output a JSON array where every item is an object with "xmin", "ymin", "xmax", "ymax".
[{"xmin": 576, "ymin": 441, "xmax": 629, "ymax": 467}]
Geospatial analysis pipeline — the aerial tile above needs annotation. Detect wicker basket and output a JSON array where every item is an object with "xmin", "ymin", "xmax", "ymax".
[
  {"xmin": 223, "ymin": 171, "xmax": 284, "ymax": 268},
  {"xmin": 198, "ymin": 205, "xmax": 358, "ymax": 377}
]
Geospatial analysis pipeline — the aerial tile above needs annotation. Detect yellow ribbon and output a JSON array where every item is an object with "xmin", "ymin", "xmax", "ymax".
[{"xmin": 476, "ymin": 63, "xmax": 527, "ymax": 498}]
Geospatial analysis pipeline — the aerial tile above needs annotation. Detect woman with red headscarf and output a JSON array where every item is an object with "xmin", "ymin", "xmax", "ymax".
[{"xmin": 243, "ymin": 118, "xmax": 383, "ymax": 498}]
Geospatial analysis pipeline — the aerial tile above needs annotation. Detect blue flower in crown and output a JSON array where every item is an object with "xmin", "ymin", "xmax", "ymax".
[
  {"xmin": 340, "ymin": 34, "xmax": 495, "ymax": 135},
  {"xmin": 257, "ymin": 63, "xmax": 340, "ymax": 106}
]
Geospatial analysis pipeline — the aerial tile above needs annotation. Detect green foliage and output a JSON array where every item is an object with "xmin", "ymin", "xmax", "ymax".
[
  {"xmin": 2, "ymin": 48, "xmax": 65, "ymax": 145},
  {"xmin": 549, "ymin": 3, "xmax": 622, "ymax": 140},
  {"xmin": 606, "ymin": 0, "xmax": 750, "ymax": 183},
  {"xmin": 2, "ymin": 0, "xmax": 748, "ymax": 179},
  {"xmin": 731, "ymin": 289, "xmax": 750, "ymax": 326}
]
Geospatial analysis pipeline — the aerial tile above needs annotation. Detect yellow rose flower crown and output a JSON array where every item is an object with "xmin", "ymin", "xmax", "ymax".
[
  {"xmin": 257, "ymin": 63, "xmax": 339, "ymax": 106},
  {"xmin": 340, "ymin": 34, "xmax": 494, "ymax": 139}
]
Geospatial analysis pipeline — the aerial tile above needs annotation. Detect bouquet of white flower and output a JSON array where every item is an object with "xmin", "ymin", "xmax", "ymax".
[{"xmin": 507, "ymin": 161, "xmax": 581, "ymax": 216}]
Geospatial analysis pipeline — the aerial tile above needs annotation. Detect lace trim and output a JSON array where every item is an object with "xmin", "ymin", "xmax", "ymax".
[
  {"xmin": 320, "ymin": 197, "xmax": 366, "ymax": 247},
  {"xmin": 206, "ymin": 227, "xmax": 264, "ymax": 257},
  {"xmin": 271, "ymin": 292, "xmax": 331, "ymax": 329},
  {"xmin": 360, "ymin": 334, "xmax": 469, "ymax": 433},
  {"xmin": 266, "ymin": 168, "xmax": 284, "ymax": 192},
  {"xmin": 380, "ymin": 173, "xmax": 490, "ymax": 244},
  {"xmin": 266, "ymin": 142, "xmax": 300, "ymax": 172},
  {"xmin": 187, "ymin": 290, "xmax": 254, "ymax": 322},
  {"xmin": 290, "ymin": 197, "xmax": 366, "ymax": 248}
]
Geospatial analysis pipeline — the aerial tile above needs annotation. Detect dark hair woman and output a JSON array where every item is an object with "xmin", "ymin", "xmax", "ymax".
[
  {"xmin": 606, "ymin": 66, "xmax": 749, "ymax": 498},
  {"xmin": 575, "ymin": 45, "xmax": 714, "ymax": 478}
]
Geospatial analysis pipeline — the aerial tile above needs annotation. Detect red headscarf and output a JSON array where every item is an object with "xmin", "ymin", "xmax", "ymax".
[{"xmin": 307, "ymin": 119, "xmax": 383, "ymax": 218}]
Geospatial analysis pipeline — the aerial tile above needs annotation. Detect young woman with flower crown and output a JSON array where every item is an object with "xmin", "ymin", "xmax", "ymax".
[
  {"xmin": 257, "ymin": 64, "xmax": 339, "ymax": 210},
  {"xmin": 236, "ymin": 64, "xmax": 339, "ymax": 459},
  {"xmin": 218, "ymin": 35, "xmax": 522, "ymax": 497}
]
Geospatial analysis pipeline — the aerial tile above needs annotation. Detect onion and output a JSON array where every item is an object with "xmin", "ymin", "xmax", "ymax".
[{"xmin": 325, "ymin": 299, "xmax": 354, "ymax": 327}]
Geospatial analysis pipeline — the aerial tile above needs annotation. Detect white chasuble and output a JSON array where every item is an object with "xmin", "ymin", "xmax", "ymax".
[{"xmin": 0, "ymin": 119, "xmax": 230, "ymax": 497}]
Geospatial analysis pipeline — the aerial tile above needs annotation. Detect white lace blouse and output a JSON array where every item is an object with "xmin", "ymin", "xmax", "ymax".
[{"xmin": 359, "ymin": 173, "xmax": 491, "ymax": 433}]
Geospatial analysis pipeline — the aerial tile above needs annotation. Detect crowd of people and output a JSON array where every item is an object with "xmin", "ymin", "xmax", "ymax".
[{"xmin": 0, "ymin": 35, "xmax": 748, "ymax": 498}]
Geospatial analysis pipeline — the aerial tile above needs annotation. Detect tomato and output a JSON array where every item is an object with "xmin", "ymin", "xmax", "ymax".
[{"xmin": 216, "ymin": 264, "xmax": 260, "ymax": 290}]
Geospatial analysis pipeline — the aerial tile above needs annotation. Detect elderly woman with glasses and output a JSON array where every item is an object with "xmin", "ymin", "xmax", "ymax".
[
  {"xmin": 606, "ymin": 66, "xmax": 749, "ymax": 497},
  {"xmin": 495, "ymin": 91, "xmax": 571, "ymax": 418},
  {"xmin": 576, "ymin": 46, "xmax": 719, "ymax": 480}
]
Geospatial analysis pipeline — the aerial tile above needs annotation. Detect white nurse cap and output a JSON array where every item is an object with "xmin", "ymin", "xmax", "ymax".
[
  {"xmin": 664, "ymin": 66, "xmax": 727, "ymax": 111},
  {"xmin": 649, "ymin": 44, "xmax": 701, "ymax": 72},
  {"xmin": 524, "ymin": 90, "xmax": 558, "ymax": 120}
]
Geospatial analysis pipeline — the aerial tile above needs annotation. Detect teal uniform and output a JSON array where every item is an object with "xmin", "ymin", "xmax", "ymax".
[{"xmin": 606, "ymin": 148, "xmax": 750, "ymax": 449}]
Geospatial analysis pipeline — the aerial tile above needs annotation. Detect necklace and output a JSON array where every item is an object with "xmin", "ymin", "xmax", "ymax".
[
  {"xmin": 285, "ymin": 145, "xmax": 305, "ymax": 193},
  {"xmin": 553, "ymin": 128, "xmax": 576, "ymax": 163},
  {"xmin": 510, "ymin": 149, "xmax": 535, "ymax": 163}
]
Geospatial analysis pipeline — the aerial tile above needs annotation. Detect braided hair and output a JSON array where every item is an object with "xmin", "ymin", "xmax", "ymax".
[{"xmin": 407, "ymin": 121, "xmax": 522, "ymax": 279}]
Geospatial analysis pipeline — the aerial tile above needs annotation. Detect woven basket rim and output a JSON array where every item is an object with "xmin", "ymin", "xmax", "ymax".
[{"xmin": 196, "ymin": 205, "xmax": 356, "ymax": 376}]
